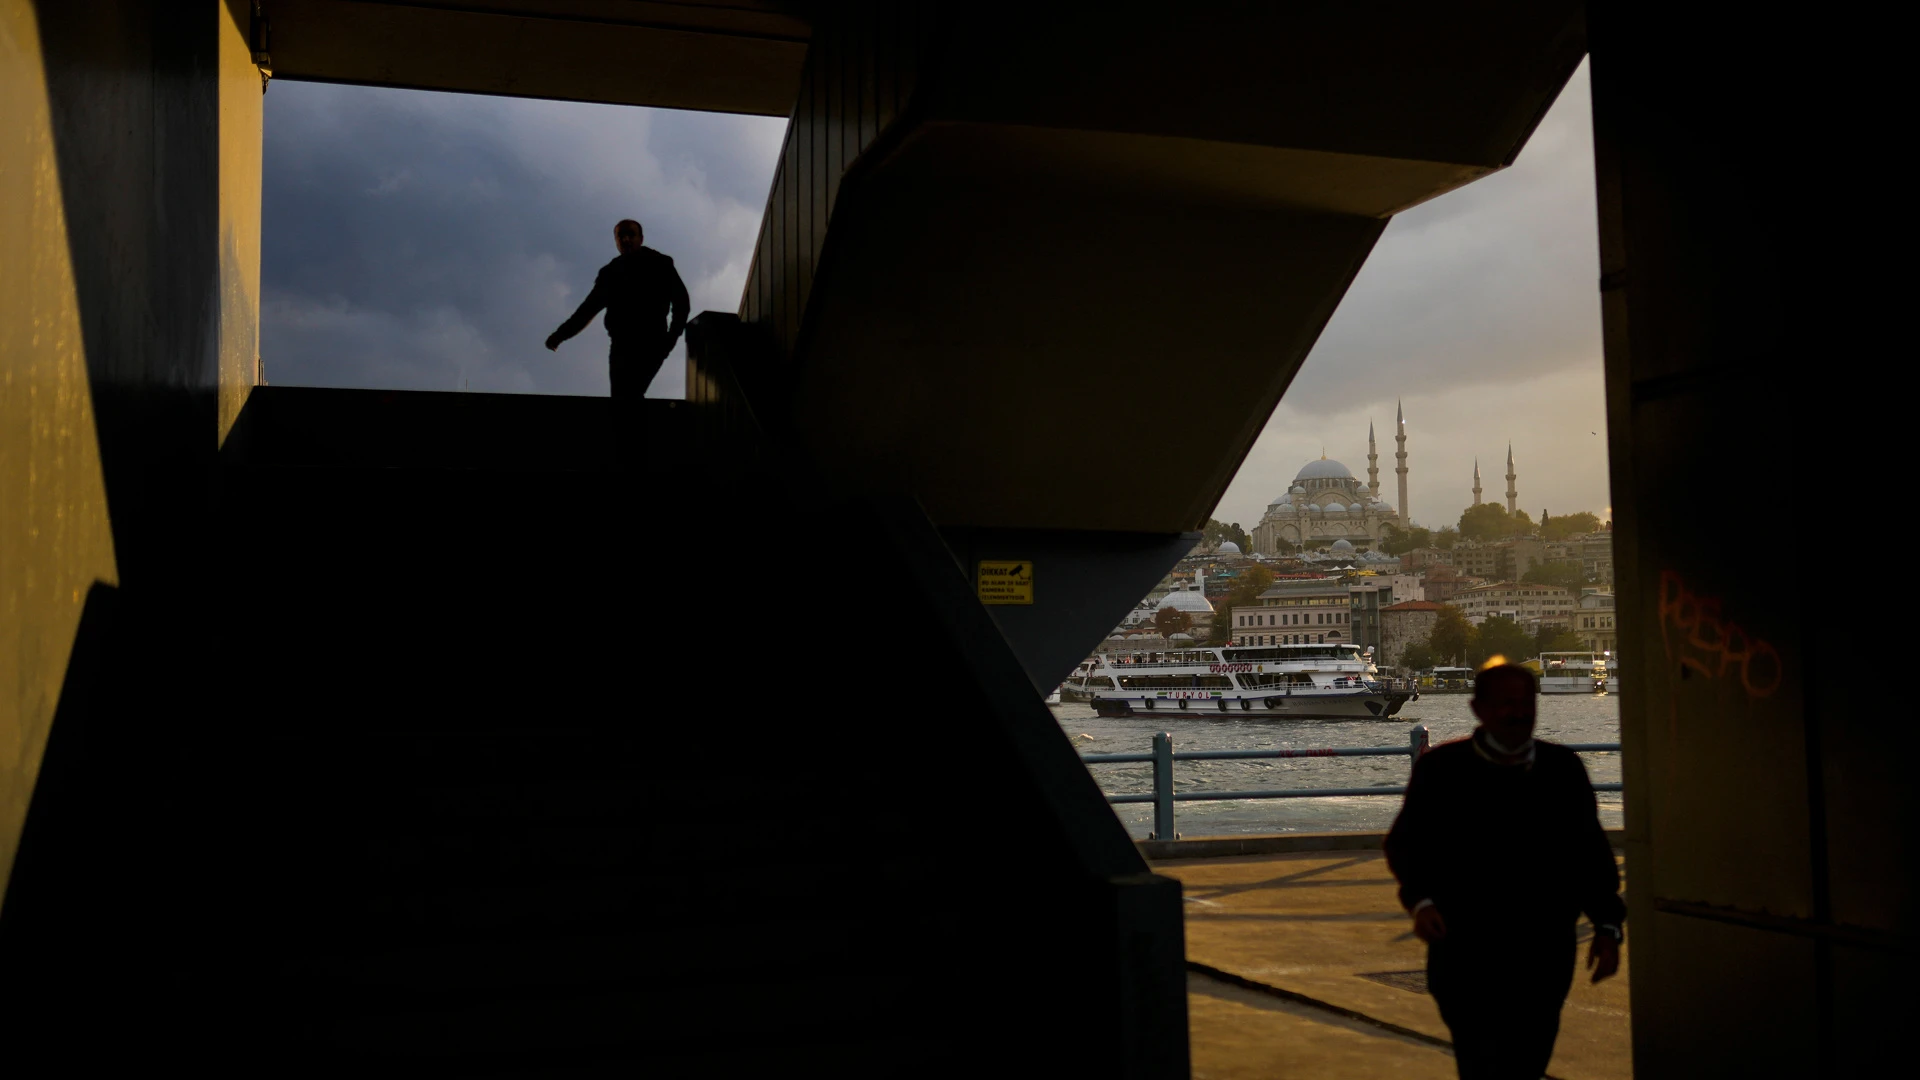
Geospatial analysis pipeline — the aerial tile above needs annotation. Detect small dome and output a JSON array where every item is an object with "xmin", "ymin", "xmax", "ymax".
[
  {"xmin": 1218, "ymin": 541, "xmax": 1242, "ymax": 555},
  {"xmin": 1290, "ymin": 484, "xmax": 1307, "ymax": 494},
  {"xmin": 1322, "ymin": 501, "xmax": 1346, "ymax": 513},
  {"xmin": 1331, "ymin": 539, "xmax": 1356, "ymax": 553},
  {"xmin": 1157, "ymin": 590, "xmax": 1214, "ymax": 614},
  {"xmin": 1295, "ymin": 459, "xmax": 1354, "ymax": 482}
]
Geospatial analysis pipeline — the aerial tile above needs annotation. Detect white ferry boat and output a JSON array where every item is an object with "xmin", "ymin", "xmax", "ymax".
[
  {"xmin": 1058, "ymin": 657, "xmax": 1103, "ymax": 704},
  {"xmin": 1538, "ymin": 651, "xmax": 1608, "ymax": 694},
  {"xmin": 1067, "ymin": 643, "xmax": 1415, "ymax": 720}
]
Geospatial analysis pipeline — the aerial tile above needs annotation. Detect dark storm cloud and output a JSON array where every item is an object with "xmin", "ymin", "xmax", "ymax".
[{"xmin": 260, "ymin": 84, "xmax": 786, "ymax": 397}]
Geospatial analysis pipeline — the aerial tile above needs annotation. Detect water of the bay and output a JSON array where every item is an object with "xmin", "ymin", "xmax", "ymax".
[{"xmin": 1053, "ymin": 693, "xmax": 1622, "ymax": 839}]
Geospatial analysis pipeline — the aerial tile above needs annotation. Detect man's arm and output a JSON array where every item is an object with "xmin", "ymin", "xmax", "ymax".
[
  {"xmin": 1569, "ymin": 754, "xmax": 1627, "ymax": 929},
  {"xmin": 1384, "ymin": 752, "xmax": 1443, "ymax": 915},
  {"xmin": 547, "ymin": 275, "xmax": 607, "ymax": 350},
  {"xmin": 664, "ymin": 258, "xmax": 690, "ymax": 348}
]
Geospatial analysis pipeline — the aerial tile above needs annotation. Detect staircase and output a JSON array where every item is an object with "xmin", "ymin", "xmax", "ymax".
[{"xmin": 147, "ymin": 380, "xmax": 1186, "ymax": 1072}]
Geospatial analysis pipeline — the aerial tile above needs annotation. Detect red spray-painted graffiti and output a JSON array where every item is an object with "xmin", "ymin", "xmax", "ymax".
[{"xmin": 1657, "ymin": 570, "xmax": 1782, "ymax": 698}]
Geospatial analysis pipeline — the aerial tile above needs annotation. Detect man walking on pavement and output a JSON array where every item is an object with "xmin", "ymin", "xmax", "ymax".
[
  {"xmin": 546, "ymin": 218, "xmax": 690, "ymax": 464},
  {"xmin": 1384, "ymin": 663, "xmax": 1624, "ymax": 1080}
]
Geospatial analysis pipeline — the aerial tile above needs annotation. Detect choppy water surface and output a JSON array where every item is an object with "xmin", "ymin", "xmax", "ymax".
[{"xmin": 1055, "ymin": 693, "xmax": 1622, "ymax": 839}]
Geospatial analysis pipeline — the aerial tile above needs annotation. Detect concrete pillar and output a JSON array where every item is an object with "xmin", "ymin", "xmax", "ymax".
[{"xmin": 1591, "ymin": 6, "xmax": 1906, "ymax": 1074}]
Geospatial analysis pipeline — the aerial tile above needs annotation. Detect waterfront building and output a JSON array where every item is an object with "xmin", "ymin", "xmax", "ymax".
[
  {"xmin": 1380, "ymin": 600, "xmax": 1445, "ymax": 669},
  {"xmin": 1575, "ymin": 590, "xmax": 1618, "ymax": 654},
  {"xmin": 1249, "ymin": 412, "xmax": 1409, "ymax": 555},
  {"xmin": 1452, "ymin": 538, "xmax": 1547, "ymax": 581},
  {"xmin": 1231, "ymin": 577, "xmax": 1351, "ymax": 646},
  {"xmin": 1422, "ymin": 565, "xmax": 1487, "ymax": 604},
  {"xmin": 1450, "ymin": 581, "xmax": 1575, "ymax": 628}
]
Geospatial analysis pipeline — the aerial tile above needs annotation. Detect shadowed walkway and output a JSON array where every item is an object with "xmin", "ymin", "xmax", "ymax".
[{"xmin": 1162, "ymin": 851, "xmax": 1631, "ymax": 1080}]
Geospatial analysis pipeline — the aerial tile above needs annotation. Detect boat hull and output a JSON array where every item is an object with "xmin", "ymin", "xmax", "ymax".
[{"xmin": 1091, "ymin": 690, "xmax": 1413, "ymax": 721}]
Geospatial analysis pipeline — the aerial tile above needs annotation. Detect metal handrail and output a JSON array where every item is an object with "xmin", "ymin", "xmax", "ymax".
[{"xmin": 1082, "ymin": 725, "xmax": 1623, "ymax": 840}]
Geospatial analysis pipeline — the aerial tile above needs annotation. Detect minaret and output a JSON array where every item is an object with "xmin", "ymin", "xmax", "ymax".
[
  {"xmin": 1394, "ymin": 401, "xmax": 1409, "ymax": 525},
  {"xmin": 1472, "ymin": 459, "xmax": 1483, "ymax": 506},
  {"xmin": 1505, "ymin": 443, "xmax": 1518, "ymax": 515},
  {"xmin": 1367, "ymin": 421, "xmax": 1380, "ymax": 499}
]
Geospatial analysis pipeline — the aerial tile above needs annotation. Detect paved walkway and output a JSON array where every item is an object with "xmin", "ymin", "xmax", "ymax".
[{"xmin": 1157, "ymin": 850, "xmax": 1631, "ymax": 1080}]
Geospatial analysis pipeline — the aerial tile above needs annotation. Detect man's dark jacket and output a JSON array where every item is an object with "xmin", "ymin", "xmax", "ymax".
[
  {"xmin": 549, "ymin": 247, "xmax": 690, "ymax": 359},
  {"xmin": 1385, "ymin": 736, "xmax": 1625, "ymax": 943}
]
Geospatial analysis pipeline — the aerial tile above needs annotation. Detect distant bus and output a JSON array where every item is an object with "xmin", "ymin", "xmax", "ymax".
[{"xmin": 1419, "ymin": 666, "xmax": 1474, "ymax": 690}]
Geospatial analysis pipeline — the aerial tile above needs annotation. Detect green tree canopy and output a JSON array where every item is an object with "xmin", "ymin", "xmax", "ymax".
[
  {"xmin": 1459, "ymin": 503, "xmax": 1535, "ymax": 541},
  {"xmin": 1202, "ymin": 518, "xmax": 1252, "ymax": 551},
  {"xmin": 1535, "ymin": 626, "xmax": 1585, "ymax": 654},
  {"xmin": 1399, "ymin": 640, "xmax": 1436, "ymax": 671},
  {"xmin": 1431, "ymin": 526, "xmax": 1459, "ymax": 551},
  {"xmin": 1521, "ymin": 562, "xmax": 1589, "ymax": 591},
  {"xmin": 1468, "ymin": 615, "xmax": 1536, "ymax": 667},
  {"xmin": 1541, "ymin": 511, "xmax": 1603, "ymax": 541},
  {"xmin": 1153, "ymin": 606, "xmax": 1194, "ymax": 639},
  {"xmin": 1428, "ymin": 605, "xmax": 1476, "ymax": 665},
  {"xmin": 1204, "ymin": 566, "xmax": 1277, "ymax": 644},
  {"xmin": 1380, "ymin": 524, "xmax": 1432, "ymax": 556}
]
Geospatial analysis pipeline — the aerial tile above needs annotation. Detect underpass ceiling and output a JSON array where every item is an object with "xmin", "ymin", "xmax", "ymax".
[
  {"xmin": 263, "ymin": 0, "xmax": 810, "ymax": 114},
  {"xmin": 787, "ymin": 2, "xmax": 1587, "ymax": 534}
]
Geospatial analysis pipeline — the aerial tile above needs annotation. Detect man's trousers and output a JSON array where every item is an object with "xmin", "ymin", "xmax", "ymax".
[{"xmin": 1428, "ymin": 933, "xmax": 1576, "ymax": 1080}]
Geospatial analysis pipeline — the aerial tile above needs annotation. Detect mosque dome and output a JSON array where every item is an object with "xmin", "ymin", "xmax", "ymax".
[
  {"xmin": 1157, "ymin": 588, "xmax": 1214, "ymax": 614},
  {"xmin": 1295, "ymin": 459, "xmax": 1354, "ymax": 482},
  {"xmin": 1331, "ymin": 539, "xmax": 1356, "ymax": 554},
  {"xmin": 1269, "ymin": 493, "xmax": 1291, "ymax": 506},
  {"xmin": 1218, "ymin": 541, "xmax": 1242, "ymax": 555},
  {"xmin": 1322, "ymin": 501, "xmax": 1346, "ymax": 513}
]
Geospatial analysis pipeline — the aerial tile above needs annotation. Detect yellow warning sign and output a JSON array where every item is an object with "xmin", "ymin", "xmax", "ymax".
[{"xmin": 977, "ymin": 560, "xmax": 1034, "ymax": 605}]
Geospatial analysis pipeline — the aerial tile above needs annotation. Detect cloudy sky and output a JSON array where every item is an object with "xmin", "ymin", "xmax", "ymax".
[
  {"xmin": 262, "ymin": 60, "xmax": 1608, "ymax": 530},
  {"xmin": 261, "ymin": 84, "xmax": 787, "ymax": 398},
  {"xmin": 1215, "ymin": 60, "xmax": 1610, "ymax": 532}
]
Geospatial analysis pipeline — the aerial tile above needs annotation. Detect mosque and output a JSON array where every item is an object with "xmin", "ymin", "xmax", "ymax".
[{"xmin": 1250, "ymin": 404, "xmax": 1411, "ymax": 555}]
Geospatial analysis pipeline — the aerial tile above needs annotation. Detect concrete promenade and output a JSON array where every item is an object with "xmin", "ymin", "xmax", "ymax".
[{"xmin": 1155, "ymin": 849, "xmax": 1631, "ymax": 1079}]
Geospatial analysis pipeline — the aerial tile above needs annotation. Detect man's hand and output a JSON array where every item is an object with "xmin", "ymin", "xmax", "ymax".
[
  {"xmin": 545, "ymin": 333, "xmax": 561, "ymax": 352},
  {"xmin": 1412, "ymin": 903, "xmax": 1447, "ymax": 943},
  {"xmin": 1586, "ymin": 932, "xmax": 1621, "ymax": 983}
]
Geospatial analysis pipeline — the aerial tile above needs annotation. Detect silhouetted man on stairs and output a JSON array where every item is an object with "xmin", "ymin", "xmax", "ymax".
[
  {"xmin": 1385, "ymin": 663, "xmax": 1624, "ymax": 1080},
  {"xmin": 546, "ymin": 218, "xmax": 690, "ymax": 465}
]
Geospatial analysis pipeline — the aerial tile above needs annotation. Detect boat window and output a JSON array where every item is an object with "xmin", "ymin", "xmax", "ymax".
[
  {"xmin": 1085, "ymin": 676, "xmax": 1115, "ymax": 689},
  {"xmin": 1239, "ymin": 672, "xmax": 1315, "ymax": 688},
  {"xmin": 1117, "ymin": 675, "xmax": 1234, "ymax": 689}
]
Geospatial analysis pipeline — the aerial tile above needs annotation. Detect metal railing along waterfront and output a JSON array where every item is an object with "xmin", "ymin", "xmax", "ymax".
[{"xmin": 1081, "ymin": 725, "xmax": 1624, "ymax": 841}]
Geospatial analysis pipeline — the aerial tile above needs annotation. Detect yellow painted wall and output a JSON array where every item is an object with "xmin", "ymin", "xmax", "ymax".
[
  {"xmin": 218, "ymin": 0, "xmax": 262, "ymax": 440},
  {"xmin": 0, "ymin": 0, "xmax": 120, "ymax": 907}
]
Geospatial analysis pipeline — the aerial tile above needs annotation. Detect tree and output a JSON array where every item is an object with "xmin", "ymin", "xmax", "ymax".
[
  {"xmin": 1512, "ymin": 509, "xmax": 1535, "ymax": 534},
  {"xmin": 1202, "ymin": 518, "xmax": 1252, "ymax": 552},
  {"xmin": 1541, "ymin": 511, "xmax": 1602, "ymax": 541},
  {"xmin": 1431, "ymin": 526, "xmax": 1459, "ymax": 551},
  {"xmin": 1429, "ymin": 605, "xmax": 1476, "ymax": 665},
  {"xmin": 1468, "ymin": 615, "xmax": 1535, "ymax": 667},
  {"xmin": 1458, "ymin": 503, "xmax": 1515, "ymax": 541},
  {"xmin": 1399, "ymin": 640, "xmax": 1436, "ymax": 671},
  {"xmin": 1380, "ymin": 524, "xmax": 1432, "ymax": 556},
  {"xmin": 1205, "ymin": 566, "xmax": 1277, "ymax": 644},
  {"xmin": 1153, "ymin": 606, "xmax": 1193, "ymax": 639},
  {"xmin": 1522, "ymin": 562, "xmax": 1589, "ymax": 591},
  {"xmin": 1535, "ymin": 626, "xmax": 1585, "ymax": 654}
]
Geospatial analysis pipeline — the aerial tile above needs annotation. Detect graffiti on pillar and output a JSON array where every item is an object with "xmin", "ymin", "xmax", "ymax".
[{"xmin": 1657, "ymin": 570, "xmax": 1782, "ymax": 698}]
